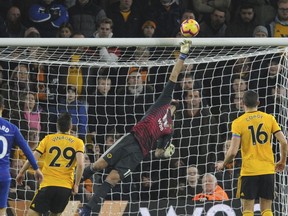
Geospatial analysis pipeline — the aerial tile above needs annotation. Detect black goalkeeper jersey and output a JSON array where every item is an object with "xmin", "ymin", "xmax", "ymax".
[{"xmin": 131, "ymin": 81, "xmax": 175, "ymax": 157}]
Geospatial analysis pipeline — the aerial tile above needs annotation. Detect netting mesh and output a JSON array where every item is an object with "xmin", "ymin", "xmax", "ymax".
[{"xmin": 2, "ymin": 42, "xmax": 287, "ymax": 216}]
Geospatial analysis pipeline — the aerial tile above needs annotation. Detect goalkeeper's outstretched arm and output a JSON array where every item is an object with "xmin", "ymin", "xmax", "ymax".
[{"xmin": 169, "ymin": 40, "xmax": 192, "ymax": 83}]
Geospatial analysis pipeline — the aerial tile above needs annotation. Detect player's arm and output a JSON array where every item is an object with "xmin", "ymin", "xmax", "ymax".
[
  {"xmin": 14, "ymin": 127, "xmax": 43, "ymax": 183},
  {"xmin": 274, "ymin": 131, "xmax": 287, "ymax": 172},
  {"xmin": 169, "ymin": 40, "xmax": 192, "ymax": 83},
  {"xmin": 215, "ymin": 134, "xmax": 240, "ymax": 171},
  {"xmin": 155, "ymin": 135, "xmax": 175, "ymax": 158},
  {"xmin": 15, "ymin": 128, "xmax": 39, "ymax": 171},
  {"xmin": 16, "ymin": 150, "xmax": 43, "ymax": 185},
  {"xmin": 72, "ymin": 151, "xmax": 84, "ymax": 195}
]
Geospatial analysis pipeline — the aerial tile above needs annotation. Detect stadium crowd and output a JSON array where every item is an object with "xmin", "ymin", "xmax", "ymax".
[
  {"xmin": 0, "ymin": 0, "xmax": 287, "ymax": 215},
  {"xmin": 0, "ymin": 0, "xmax": 287, "ymax": 38}
]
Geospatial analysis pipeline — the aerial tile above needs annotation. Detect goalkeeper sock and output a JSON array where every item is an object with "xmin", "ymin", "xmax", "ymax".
[
  {"xmin": 87, "ymin": 180, "xmax": 113, "ymax": 213},
  {"xmin": 262, "ymin": 209, "xmax": 273, "ymax": 216},
  {"xmin": 243, "ymin": 210, "xmax": 254, "ymax": 216}
]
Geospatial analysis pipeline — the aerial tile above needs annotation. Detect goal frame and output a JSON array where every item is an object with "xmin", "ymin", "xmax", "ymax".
[{"xmin": 2, "ymin": 37, "xmax": 287, "ymax": 216}]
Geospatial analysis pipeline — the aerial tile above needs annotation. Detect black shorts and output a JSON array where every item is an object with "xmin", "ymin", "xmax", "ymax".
[
  {"xmin": 237, "ymin": 174, "xmax": 275, "ymax": 200},
  {"xmin": 101, "ymin": 133, "xmax": 144, "ymax": 180},
  {"xmin": 30, "ymin": 186, "xmax": 72, "ymax": 213}
]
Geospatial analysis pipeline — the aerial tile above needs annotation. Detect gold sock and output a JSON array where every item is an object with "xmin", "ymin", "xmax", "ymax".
[
  {"xmin": 262, "ymin": 209, "xmax": 273, "ymax": 216},
  {"xmin": 243, "ymin": 210, "xmax": 254, "ymax": 216}
]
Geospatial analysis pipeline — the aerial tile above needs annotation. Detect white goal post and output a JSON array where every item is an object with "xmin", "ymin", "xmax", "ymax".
[{"xmin": 2, "ymin": 38, "xmax": 287, "ymax": 216}]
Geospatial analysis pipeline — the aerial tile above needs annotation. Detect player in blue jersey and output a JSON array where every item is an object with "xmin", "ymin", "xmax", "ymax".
[
  {"xmin": 0, "ymin": 95, "xmax": 43, "ymax": 216},
  {"xmin": 80, "ymin": 40, "xmax": 192, "ymax": 216}
]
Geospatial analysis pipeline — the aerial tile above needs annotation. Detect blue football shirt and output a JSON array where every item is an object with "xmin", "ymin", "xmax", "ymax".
[{"xmin": 0, "ymin": 117, "xmax": 38, "ymax": 182}]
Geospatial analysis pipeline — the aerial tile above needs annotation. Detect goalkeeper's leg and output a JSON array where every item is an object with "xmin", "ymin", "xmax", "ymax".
[
  {"xmin": 80, "ymin": 170, "xmax": 120, "ymax": 216},
  {"xmin": 82, "ymin": 158, "xmax": 108, "ymax": 181}
]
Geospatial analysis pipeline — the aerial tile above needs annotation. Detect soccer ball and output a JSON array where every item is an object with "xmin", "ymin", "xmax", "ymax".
[{"xmin": 180, "ymin": 19, "xmax": 200, "ymax": 37}]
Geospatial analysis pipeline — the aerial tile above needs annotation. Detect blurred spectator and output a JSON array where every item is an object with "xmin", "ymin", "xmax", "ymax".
[
  {"xmin": 56, "ymin": 22, "xmax": 74, "ymax": 37},
  {"xmin": 141, "ymin": 20, "xmax": 156, "ymax": 37},
  {"xmin": 69, "ymin": 0, "xmax": 106, "ymax": 37},
  {"xmin": 24, "ymin": 49, "xmax": 65, "ymax": 115},
  {"xmin": 218, "ymin": 91, "xmax": 244, "ymax": 142},
  {"xmin": 151, "ymin": 0, "xmax": 183, "ymax": 37},
  {"xmin": 231, "ymin": 75, "xmax": 248, "ymax": 93},
  {"xmin": 93, "ymin": 18, "xmax": 113, "ymax": 38},
  {"xmin": 5, "ymin": 6, "xmax": 26, "ymax": 37},
  {"xmin": 133, "ymin": 48, "xmax": 150, "ymax": 64},
  {"xmin": 267, "ymin": 0, "xmax": 288, "ymax": 37},
  {"xmin": 50, "ymin": 85, "xmax": 88, "ymax": 141},
  {"xmin": 174, "ymin": 70, "xmax": 202, "ymax": 100},
  {"xmin": 24, "ymin": 26, "xmax": 40, "ymax": 37},
  {"xmin": 69, "ymin": 32, "xmax": 96, "ymax": 79},
  {"xmin": 199, "ymin": 8, "xmax": 227, "ymax": 37},
  {"xmin": 10, "ymin": 92, "xmax": 48, "ymax": 140},
  {"xmin": 93, "ymin": 18, "xmax": 119, "ymax": 62},
  {"xmin": 258, "ymin": 55, "xmax": 283, "ymax": 113},
  {"xmin": 232, "ymin": 57, "xmax": 252, "ymax": 79},
  {"xmin": 171, "ymin": 165, "xmax": 202, "ymax": 199},
  {"xmin": 193, "ymin": 173, "xmax": 229, "ymax": 201},
  {"xmin": 2, "ymin": 64, "xmax": 31, "ymax": 118},
  {"xmin": 66, "ymin": 36, "xmax": 88, "ymax": 96},
  {"xmin": 253, "ymin": 25, "xmax": 268, "ymax": 37},
  {"xmin": 87, "ymin": 74, "xmax": 116, "ymax": 148},
  {"xmin": 116, "ymin": 67, "xmax": 154, "ymax": 133},
  {"xmin": 28, "ymin": 0, "xmax": 69, "ymax": 37},
  {"xmin": 215, "ymin": 138, "xmax": 241, "ymax": 199},
  {"xmin": 173, "ymin": 88, "xmax": 218, "ymax": 175},
  {"xmin": 266, "ymin": 84, "xmax": 285, "ymax": 122},
  {"xmin": 226, "ymin": 3, "xmax": 258, "ymax": 37},
  {"xmin": 192, "ymin": 0, "xmax": 231, "ymax": 23},
  {"xmin": 220, "ymin": 58, "xmax": 251, "ymax": 111},
  {"xmin": 107, "ymin": 0, "xmax": 143, "ymax": 37},
  {"xmin": 180, "ymin": 10, "xmax": 196, "ymax": 23},
  {"xmin": 29, "ymin": 60, "xmax": 49, "ymax": 107}
]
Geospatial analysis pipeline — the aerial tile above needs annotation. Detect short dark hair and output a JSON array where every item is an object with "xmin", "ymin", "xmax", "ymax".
[
  {"xmin": 240, "ymin": 3, "xmax": 254, "ymax": 11},
  {"xmin": 57, "ymin": 112, "xmax": 72, "ymax": 133},
  {"xmin": 98, "ymin": 18, "xmax": 113, "ymax": 28},
  {"xmin": 243, "ymin": 90, "xmax": 258, "ymax": 108}
]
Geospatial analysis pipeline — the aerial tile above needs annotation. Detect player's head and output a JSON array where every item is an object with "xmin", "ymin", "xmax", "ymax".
[
  {"xmin": 170, "ymin": 99, "xmax": 179, "ymax": 115},
  {"xmin": 242, "ymin": 90, "xmax": 259, "ymax": 109},
  {"xmin": 0, "ymin": 94, "xmax": 4, "ymax": 113},
  {"xmin": 57, "ymin": 112, "xmax": 72, "ymax": 133},
  {"xmin": 201, "ymin": 173, "xmax": 217, "ymax": 194}
]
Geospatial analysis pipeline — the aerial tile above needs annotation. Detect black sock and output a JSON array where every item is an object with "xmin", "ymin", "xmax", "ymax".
[{"xmin": 87, "ymin": 181, "xmax": 113, "ymax": 213}]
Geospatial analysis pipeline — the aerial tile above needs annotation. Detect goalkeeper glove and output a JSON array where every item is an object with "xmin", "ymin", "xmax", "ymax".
[
  {"xmin": 163, "ymin": 143, "xmax": 175, "ymax": 158},
  {"xmin": 82, "ymin": 164, "xmax": 96, "ymax": 181},
  {"xmin": 179, "ymin": 40, "xmax": 192, "ymax": 60}
]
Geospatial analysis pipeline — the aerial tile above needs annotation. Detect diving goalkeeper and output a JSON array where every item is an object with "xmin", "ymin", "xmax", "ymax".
[{"xmin": 80, "ymin": 40, "xmax": 192, "ymax": 216}]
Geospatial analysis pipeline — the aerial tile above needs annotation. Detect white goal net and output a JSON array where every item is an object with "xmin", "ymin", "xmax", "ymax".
[{"xmin": 2, "ymin": 38, "xmax": 288, "ymax": 216}]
